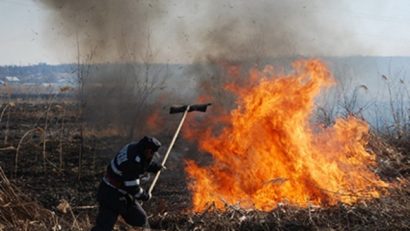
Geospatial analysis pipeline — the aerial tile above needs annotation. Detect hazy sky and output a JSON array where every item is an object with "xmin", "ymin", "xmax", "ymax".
[{"xmin": 1, "ymin": 0, "xmax": 410, "ymax": 65}]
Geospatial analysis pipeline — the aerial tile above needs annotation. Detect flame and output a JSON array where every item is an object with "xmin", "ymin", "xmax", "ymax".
[
  {"xmin": 146, "ymin": 111, "xmax": 161, "ymax": 131},
  {"xmin": 185, "ymin": 59, "xmax": 389, "ymax": 212}
]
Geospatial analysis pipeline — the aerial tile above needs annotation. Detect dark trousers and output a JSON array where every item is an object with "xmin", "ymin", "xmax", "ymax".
[{"xmin": 91, "ymin": 181, "xmax": 148, "ymax": 231}]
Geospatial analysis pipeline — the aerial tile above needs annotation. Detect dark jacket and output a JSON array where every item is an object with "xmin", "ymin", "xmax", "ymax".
[{"xmin": 104, "ymin": 142, "xmax": 161, "ymax": 197}]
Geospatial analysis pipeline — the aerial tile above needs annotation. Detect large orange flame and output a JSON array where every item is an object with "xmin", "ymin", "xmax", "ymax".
[{"xmin": 185, "ymin": 59, "xmax": 388, "ymax": 212}]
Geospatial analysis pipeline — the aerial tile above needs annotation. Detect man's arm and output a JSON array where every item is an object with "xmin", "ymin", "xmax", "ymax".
[{"xmin": 121, "ymin": 167, "xmax": 151, "ymax": 201}]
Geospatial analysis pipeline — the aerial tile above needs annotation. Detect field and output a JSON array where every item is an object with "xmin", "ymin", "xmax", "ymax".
[
  {"xmin": 0, "ymin": 84, "xmax": 409, "ymax": 230},
  {"xmin": 2, "ymin": 0, "xmax": 410, "ymax": 229},
  {"xmin": 0, "ymin": 99, "xmax": 192, "ymax": 230}
]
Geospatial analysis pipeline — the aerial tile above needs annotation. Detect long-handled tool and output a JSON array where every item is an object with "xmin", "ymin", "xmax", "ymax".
[{"xmin": 147, "ymin": 103, "xmax": 212, "ymax": 196}]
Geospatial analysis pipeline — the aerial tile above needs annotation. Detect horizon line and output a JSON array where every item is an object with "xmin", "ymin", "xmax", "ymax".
[{"xmin": 1, "ymin": 55, "xmax": 410, "ymax": 67}]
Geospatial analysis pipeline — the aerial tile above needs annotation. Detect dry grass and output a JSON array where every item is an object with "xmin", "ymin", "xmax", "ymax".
[
  {"xmin": 0, "ymin": 99, "xmax": 408, "ymax": 230},
  {"xmin": 0, "ymin": 166, "xmax": 94, "ymax": 231},
  {"xmin": 150, "ymin": 181, "xmax": 409, "ymax": 231},
  {"xmin": 0, "ymin": 167, "xmax": 59, "ymax": 231}
]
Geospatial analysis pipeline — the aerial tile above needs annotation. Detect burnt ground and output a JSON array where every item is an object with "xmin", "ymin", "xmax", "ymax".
[
  {"xmin": 0, "ymin": 101, "xmax": 194, "ymax": 229},
  {"xmin": 0, "ymin": 101, "xmax": 409, "ymax": 231}
]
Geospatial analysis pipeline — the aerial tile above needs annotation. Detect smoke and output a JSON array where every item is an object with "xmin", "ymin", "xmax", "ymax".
[
  {"xmin": 173, "ymin": 0, "xmax": 362, "ymax": 63},
  {"xmin": 38, "ymin": 0, "xmax": 365, "ymax": 143},
  {"xmin": 39, "ymin": 0, "xmax": 166, "ymax": 62},
  {"xmin": 176, "ymin": 1, "xmax": 365, "ymax": 153},
  {"xmin": 191, "ymin": 1, "xmax": 299, "ymax": 62},
  {"xmin": 40, "ymin": 0, "xmax": 363, "ymax": 63},
  {"xmin": 38, "ymin": 0, "xmax": 174, "ymax": 144}
]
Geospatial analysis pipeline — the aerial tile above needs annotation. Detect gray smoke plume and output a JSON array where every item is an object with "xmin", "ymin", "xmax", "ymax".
[
  {"xmin": 173, "ymin": 1, "xmax": 364, "ymax": 63},
  {"xmin": 38, "ymin": 0, "xmax": 174, "ymax": 143},
  {"xmin": 38, "ymin": 0, "xmax": 365, "ymax": 143},
  {"xmin": 40, "ymin": 0, "xmax": 363, "ymax": 63},
  {"xmin": 39, "ymin": 0, "xmax": 166, "ymax": 62}
]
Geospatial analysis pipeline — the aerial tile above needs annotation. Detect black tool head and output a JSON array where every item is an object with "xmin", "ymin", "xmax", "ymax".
[{"xmin": 170, "ymin": 103, "xmax": 212, "ymax": 114}]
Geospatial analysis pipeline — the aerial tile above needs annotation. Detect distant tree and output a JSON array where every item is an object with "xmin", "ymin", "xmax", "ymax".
[{"xmin": 124, "ymin": 28, "xmax": 167, "ymax": 139}]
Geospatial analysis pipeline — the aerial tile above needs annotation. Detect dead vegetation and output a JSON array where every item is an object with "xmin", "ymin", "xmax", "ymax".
[
  {"xmin": 0, "ymin": 166, "xmax": 59, "ymax": 230},
  {"xmin": 0, "ymin": 98, "xmax": 409, "ymax": 230},
  {"xmin": 151, "ymin": 182, "xmax": 409, "ymax": 230},
  {"xmin": 1, "ymin": 166, "xmax": 408, "ymax": 230},
  {"xmin": 147, "ymin": 132, "xmax": 410, "ymax": 231}
]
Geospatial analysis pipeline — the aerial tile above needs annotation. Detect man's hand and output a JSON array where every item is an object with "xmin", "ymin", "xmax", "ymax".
[
  {"xmin": 136, "ymin": 191, "xmax": 152, "ymax": 201},
  {"xmin": 158, "ymin": 164, "xmax": 167, "ymax": 171}
]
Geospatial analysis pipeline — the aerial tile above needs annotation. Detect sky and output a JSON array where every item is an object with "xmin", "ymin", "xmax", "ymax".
[{"xmin": 1, "ymin": 0, "xmax": 410, "ymax": 65}]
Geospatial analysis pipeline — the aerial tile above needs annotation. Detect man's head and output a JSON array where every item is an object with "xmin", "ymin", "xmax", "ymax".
[{"xmin": 139, "ymin": 136, "xmax": 161, "ymax": 161}]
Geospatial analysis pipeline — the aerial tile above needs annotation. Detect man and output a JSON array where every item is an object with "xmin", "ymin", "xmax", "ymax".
[{"xmin": 91, "ymin": 136, "xmax": 163, "ymax": 231}]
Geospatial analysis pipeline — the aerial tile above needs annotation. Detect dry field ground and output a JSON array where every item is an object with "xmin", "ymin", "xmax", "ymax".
[{"xmin": 0, "ymin": 101, "xmax": 409, "ymax": 231}]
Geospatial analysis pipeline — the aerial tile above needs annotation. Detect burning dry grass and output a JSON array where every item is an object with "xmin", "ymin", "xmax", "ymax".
[
  {"xmin": 186, "ymin": 60, "xmax": 392, "ymax": 211},
  {"xmin": 150, "ymin": 131, "xmax": 410, "ymax": 231},
  {"xmin": 151, "ymin": 181, "xmax": 409, "ymax": 231},
  {"xmin": 1, "ymin": 59, "xmax": 409, "ymax": 230},
  {"xmin": 0, "ymin": 124, "xmax": 409, "ymax": 230}
]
